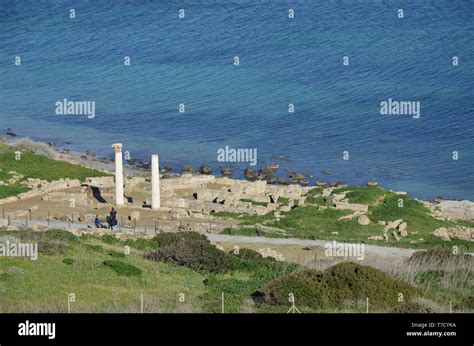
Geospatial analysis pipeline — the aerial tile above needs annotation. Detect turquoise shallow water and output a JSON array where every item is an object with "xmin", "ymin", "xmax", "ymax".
[{"xmin": 0, "ymin": 0, "xmax": 473, "ymax": 200}]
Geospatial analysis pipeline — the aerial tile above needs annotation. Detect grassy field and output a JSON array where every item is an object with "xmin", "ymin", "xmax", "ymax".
[
  {"xmin": 0, "ymin": 229, "xmax": 297, "ymax": 313},
  {"xmin": 219, "ymin": 186, "xmax": 474, "ymax": 251},
  {"xmin": 0, "ymin": 143, "xmax": 108, "ymax": 199},
  {"xmin": 0, "ymin": 229, "xmax": 471, "ymax": 313}
]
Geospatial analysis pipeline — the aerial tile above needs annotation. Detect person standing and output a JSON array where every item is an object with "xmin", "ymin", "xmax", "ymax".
[{"xmin": 110, "ymin": 208, "xmax": 118, "ymax": 231}]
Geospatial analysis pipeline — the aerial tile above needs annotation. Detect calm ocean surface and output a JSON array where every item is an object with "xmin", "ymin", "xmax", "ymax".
[{"xmin": 0, "ymin": 0, "xmax": 473, "ymax": 200}]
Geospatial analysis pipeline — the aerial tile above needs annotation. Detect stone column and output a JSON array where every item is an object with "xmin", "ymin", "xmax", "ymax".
[
  {"xmin": 151, "ymin": 154, "xmax": 160, "ymax": 210},
  {"xmin": 112, "ymin": 143, "xmax": 124, "ymax": 206}
]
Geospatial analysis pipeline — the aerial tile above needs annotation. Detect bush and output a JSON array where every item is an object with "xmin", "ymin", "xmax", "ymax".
[
  {"xmin": 390, "ymin": 301, "xmax": 434, "ymax": 313},
  {"xmin": 103, "ymin": 260, "xmax": 142, "ymax": 277},
  {"xmin": 5, "ymin": 229, "xmax": 77, "ymax": 243},
  {"xmin": 145, "ymin": 232, "xmax": 236, "ymax": 273},
  {"xmin": 152, "ymin": 232, "xmax": 206, "ymax": 247},
  {"xmin": 40, "ymin": 229, "xmax": 78, "ymax": 243},
  {"xmin": 63, "ymin": 258, "xmax": 75, "ymax": 265},
  {"xmin": 408, "ymin": 248, "xmax": 472, "ymax": 266},
  {"xmin": 233, "ymin": 248, "xmax": 264, "ymax": 262},
  {"xmin": 255, "ymin": 262, "xmax": 421, "ymax": 311},
  {"xmin": 454, "ymin": 295, "xmax": 474, "ymax": 311}
]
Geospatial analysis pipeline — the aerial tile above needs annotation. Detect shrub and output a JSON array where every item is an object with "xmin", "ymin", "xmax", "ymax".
[
  {"xmin": 145, "ymin": 232, "xmax": 236, "ymax": 273},
  {"xmin": 4, "ymin": 229, "xmax": 77, "ymax": 243},
  {"xmin": 390, "ymin": 301, "xmax": 434, "ymax": 313},
  {"xmin": 255, "ymin": 262, "xmax": 421, "ymax": 311},
  {"xmin": 103, "ymin": 260, "xmax": 142, "ymax": 277},
  {"xmin": 152, "ymin": 232, "xmax": 206, "ymax": 247},
  {"xmin": 40, "ymin": 229, "xmax": 78, "ymax": 243},
  {"xmin": 408, "ymin": 248, "xmax": 472, "ymax": 266},
  {"xmin": 233, "ymin": 248, "xmax": 264, "ymax": 262},
  {"xmin": 63, "ymin": 258, "xmax": 75, "ymax": 265},
  {"xmin": 454, "ymin": 295, "xmax": 474, "ymax": 311}
]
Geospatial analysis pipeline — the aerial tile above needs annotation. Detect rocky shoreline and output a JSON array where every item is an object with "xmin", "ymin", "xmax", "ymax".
[{"xmin": 2, "ymin": 134, "xmax": 474, "ymax": 224}]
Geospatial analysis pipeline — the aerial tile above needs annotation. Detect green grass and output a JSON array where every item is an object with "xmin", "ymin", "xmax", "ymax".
[
  {"xmin": 211, "ymin": 210, "xmax": 275, "ymax": 226},
  {"xmin": 200, "ymin": 255, "xmax": 298, "ymax": 313},
  {"xmin": 0, "ymin": 185, "xmax": 30, "ymax": 199},
  {"xmin": 0, "ymin": 229, "xmax": 205, "ymax": 312},
  {"xmin": 332, "ymin": 186, "xmax": 391, "ymax": 205},
  {"xmin": 220, "ymin": 227, "xmax": 282, "ymax": 238},
  {"xmin": 214, "ymin": 186, "xmax": 474, "ymax": 251},
  {"xmin": 267, "ymin": 205, "xmax": 383, "ymax": 242},
  {"xmin": 305, "ymin": 188, "xmax": 325, "ymax": 205},
  {"xmin": 0, "ymin": 229, "xmax": 471, "ymax": 313},
  {"xmin": 0, "ymin": 143, "xmax": 108, "ymax": 199},
  {"xmin": 103, "ymin": 260, "xmax": 142, "ymax": 277},
  {"xmin": 370, "ymin": 194, "xmax": 452, "ymax": 233}
]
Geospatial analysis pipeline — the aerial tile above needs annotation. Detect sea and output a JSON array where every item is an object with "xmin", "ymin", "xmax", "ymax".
[{"xmin": 0, "ymin": 0, "xmax": 473, "ymax": 200}]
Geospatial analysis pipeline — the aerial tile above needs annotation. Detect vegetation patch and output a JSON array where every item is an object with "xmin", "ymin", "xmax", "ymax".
[
  {"xmin": 219, "ymin": 227, "xmax": 281, "ymax": 238},
  {"xmin": 0, "ymin": 143, "xmax": 108, "ymax": 199},
  {"xmin": 305, "ymin": 188, "xmax": 325, "ymax": 205},
  {"xmin": 454, "ymin": 295, "xmax": 474, "ymax": 311},
  {"xmin": 101, "ymin": 234, "xmax": 121, "ymax": 245},
  {"xmin": 390, "ymin": 300, "xmax": 435, "ymax": 313},
  {"xmin": 85, "ymin": 244, "xmax": 104, "ymax": 253},
  {"xmin": 62, "ymin": 258, "xmax": 75, "ymax": 265},
  {"xmin": 108, "ymin": 249, "xmax": 126, "ymax": 258},
  {"xmin": 240, "ymin": 199, "xmax": 268, "ymax": 207},
  {"xmin": 38, "ymin": 241, "xmax": 69, "ymax": 256},
  {"xmin": 233, "ymin": 248, "xmax": 264, "ymax": 262},
  {"xmin": 332, "ymin": 186, "xmax": 391, "ymax": 205},
  {"xmin": 255, "ymin": 262, "xmax": 421, "ymax": 311},
  {"xmin": 145, "ymin": 232, "xmax": 237, "ymax": 273},
  {"xmin": 408, "ymin": 248, "xmax": 473, "ymax": 266},
  {"xmin": 103, "ymin": 260, "xmax": 142, "ymax": 277}
]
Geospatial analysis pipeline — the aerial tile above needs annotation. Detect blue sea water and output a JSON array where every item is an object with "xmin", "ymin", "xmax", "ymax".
[{"xmin": 0, "ymin": 0, "xmax": 473, "ymax": 200}]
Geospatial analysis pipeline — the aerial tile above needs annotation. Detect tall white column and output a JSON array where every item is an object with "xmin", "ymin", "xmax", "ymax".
[
  {"xmin": 112, "ymin": 143, "xmax": 124, "ymax": 206},
  {"xmin": 151, "ymin": 154, "xmax": 160, "ymax": 210}
]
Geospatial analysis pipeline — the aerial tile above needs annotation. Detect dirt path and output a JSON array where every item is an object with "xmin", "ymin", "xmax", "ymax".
[
  {"xmin": 207, "ymin": 234, "xmax": 416, "ymax": 258},
  {"xmin": 5, "ymin": 218, "xmax": 417, "ymax": 258}
]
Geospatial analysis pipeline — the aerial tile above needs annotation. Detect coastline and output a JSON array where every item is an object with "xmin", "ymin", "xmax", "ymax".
[
  {"xmin": 1, "ymin": 133, "xmax": 473, "ymax": 202},
  {"xmin": 1, "ymin": 134, "xmax": 474, "ymax": 225}
]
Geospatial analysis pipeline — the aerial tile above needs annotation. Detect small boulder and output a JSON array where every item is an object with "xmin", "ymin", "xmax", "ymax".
[
  {"xmin": 315, "ymin": 180, "xmax": 326, "ymax": 187},
  {"xmin": 398, "ymin": 222, "xmax": 408, "ymax": 237},
  {"xmin": 330, "ymin": 181, "xmax": 344, "ymax": 187},
  {"xmin": 357, "ymin": 215, "xmax": 370, "ymax": 226},
  {"xmin": 220, "ymin": 167, "xmax": 233, "ymax": 176},
  {"xmin": 199, "ymin": 165, "xmax": 213, "ymax": 175},
  {"xmin": 299, "ymin": 178, "xmax": 309, "ymax": 186},
  {"xmin": 368, "ymin": 236, "xmax": 384, "ymax": 241},
  {"xmin": 182, "ymin": 165, "xmax": 195, "ymax": 174},
  {"xmin": 244, "ymin": 167, "xmax": 258, "ymax": 181}
]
